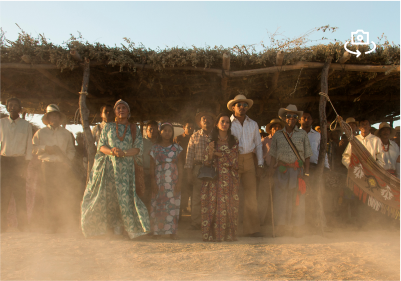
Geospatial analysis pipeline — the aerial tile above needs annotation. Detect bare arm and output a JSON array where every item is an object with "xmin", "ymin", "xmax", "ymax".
[
  {"xmin": 124, "ymin": 147, "xmax": 140, "ymax": 157},
  {"xmin": 100, "ymin": 145, "xmax": 124, "ymax": 157}
]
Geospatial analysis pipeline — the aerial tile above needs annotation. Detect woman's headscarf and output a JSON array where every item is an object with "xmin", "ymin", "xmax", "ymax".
[
  {"xmin": 114, "ymin": 99, "xmax": 130, "ymax": 113},
  {"xmin": 114, "ymin": 99, "xmax": 131, "ymax": 118}
]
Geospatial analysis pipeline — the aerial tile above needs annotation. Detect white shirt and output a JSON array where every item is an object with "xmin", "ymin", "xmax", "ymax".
[
  {"xmin": 342, "ymin": 133, "xmax": 384, "ymax": 169},
  {"xmin": 0, "ymin": 116, "xmax": 33, "ymax": 160},
  {"xmin": 301, "ymin": 128, "xmax": 329, "ymax": 168},
  {"xmin": 32, "ymin": 125, "xmax": 75, "ymax": 162},
  {"xmin": 230, "ymin": 115, "xmax": 263, "ymax": 165},
  {"xmin": 378, "ymin": 140, "xmax": 399, "ymax": 171}
]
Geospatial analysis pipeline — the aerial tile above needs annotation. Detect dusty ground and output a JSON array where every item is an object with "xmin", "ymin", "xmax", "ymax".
[{"xmin": 1, "ymin": 217, "xmax": 400, "ymax": 280}]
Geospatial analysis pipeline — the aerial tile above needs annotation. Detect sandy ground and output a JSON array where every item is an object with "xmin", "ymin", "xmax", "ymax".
[{"xmin": 1, "ymin": 216, "xmax": 400, "ymax": 281}]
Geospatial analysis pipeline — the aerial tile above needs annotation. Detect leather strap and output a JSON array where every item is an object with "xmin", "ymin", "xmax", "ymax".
[{"xmin": 282, "ymin": 131, "xmax": 303, "ymax": 162}]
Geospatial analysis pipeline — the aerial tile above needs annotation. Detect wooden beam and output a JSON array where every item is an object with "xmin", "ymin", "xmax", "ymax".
[
  {"xmin": 19, "ymin": 55, "xmax": 81, "ymax": 96},
  {"xmin": 227, "ymin": 62, "xmax": 400, "ymax": 77},
  {"xmin": 317, "ymin": 56, "xmax": 332, "ymax": 236},
  {"xmin": 328, "ymin": 52, "xmax": 350, "ymax": 78},
  {"xmin": 79, "ymin": 58, "xmax": 97, "ymax": 181},
  {"xmin": 2, "ymin": 62, "xmax": 399, "ymax": 76}
]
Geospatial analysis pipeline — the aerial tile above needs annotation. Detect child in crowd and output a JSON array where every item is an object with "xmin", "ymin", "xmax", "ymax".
[{"xmin": 150, "ymin": 123, "xmax": 184, "ymax": 240}]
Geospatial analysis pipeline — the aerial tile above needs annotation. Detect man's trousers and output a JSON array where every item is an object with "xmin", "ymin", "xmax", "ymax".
[{"xmin": 1, "ymin": 156, "xmax": 28, "ymax": 232}]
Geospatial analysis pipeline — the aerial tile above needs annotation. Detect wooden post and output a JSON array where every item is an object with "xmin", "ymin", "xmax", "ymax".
[
  {"xmin": 221, "ymin": 53, "xmax": 230, "ymax": 100},
  {"xmin": 79, "ymin": 58, "xmax": 97, "ymax": 180},
  {"xmin": 272, "ymin": 51, "xmax": 284, "ymax": 90},
  {"xmin": 70, "ymin": 50, "xmax": 82, "ymax": 62},
  {"xmin": 328, "ymin": 52, "xmax": 350, "ymax": 78},
  {"xmin": 317, "ymin": 56, "xmax": 332, "ymax": 236}
]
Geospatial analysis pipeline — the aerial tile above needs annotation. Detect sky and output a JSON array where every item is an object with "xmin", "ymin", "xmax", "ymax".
[{"xmin": 0, "ymin": 1, "xmax": 400, "ymax": 133}]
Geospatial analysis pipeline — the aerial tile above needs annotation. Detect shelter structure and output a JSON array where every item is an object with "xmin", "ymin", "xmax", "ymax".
[
  {"xmin": 1, "ymin": 33, "xmax": 400, "ymax": 127},
  {"xmin": 1, "ymin": 32, "xmax": 400, "ymax": 235}
]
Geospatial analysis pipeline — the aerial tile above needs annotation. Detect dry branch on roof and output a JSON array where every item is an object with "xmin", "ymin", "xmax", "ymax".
[{"xmin": 1, "ymin": 29, "xmax": 400, "ymax": 126}]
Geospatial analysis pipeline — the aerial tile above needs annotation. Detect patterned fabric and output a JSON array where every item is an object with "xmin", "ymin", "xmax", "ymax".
[
  {"xmin": 81, "ymin": 123, "xmax": 150, "ymax": 239},
  {"xmin": 91, "ymin": 122, "xmax": 107, "ymax": 145},
  {"xmin": 230, "ymin": 115, "xmax": 263, "ymax": 165},
  {"xmin": 201, "ymin": 138, "xmax": 240, "ymax": 242},
  {"xmin": 150, "ymin": 143, "xmax": 183, "ymax": 235},
  {"xmin": 269, "ymin": 126, "xmax": 313, "ymax": 164},
  {"xmin": 346, "ymin": 135, "xmax": 400, "ymax": 219},
  {"xmin": 342, "ymin": 133, "xmax": 384, "ymax": 169},
  {"xmin": 185, "ymin": 129, "xmax": 210, "ymax": 169},
  {"xmin": 0, "ymin": 117, "xmax": 33, "ymax": 160}
]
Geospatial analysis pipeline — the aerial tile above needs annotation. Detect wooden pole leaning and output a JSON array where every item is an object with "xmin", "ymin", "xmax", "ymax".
[
  {"xmin": 269, "ymin": 177, "xmax": 275, "ymax": 238},
  {"xmin": 79, "ymin": 58, "xmax": 97, "ymax": 181},
  {"xmin": 316, "ymin": 56, "xmax": 333, "ymax": 236}
]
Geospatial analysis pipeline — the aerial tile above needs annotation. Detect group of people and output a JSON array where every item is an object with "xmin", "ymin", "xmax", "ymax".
[{"xmin": 1, "ymin": 94, "xmax": 399, "ymax": 241}]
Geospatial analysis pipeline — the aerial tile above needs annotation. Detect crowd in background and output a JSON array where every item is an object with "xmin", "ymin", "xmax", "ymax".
[{"xmin": 1, "ymin": 95, "xmax": 400, "ymax": 241}]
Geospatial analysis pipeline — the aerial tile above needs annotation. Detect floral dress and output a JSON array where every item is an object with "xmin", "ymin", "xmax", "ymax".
[
  {"xmin": 201, "ymin": 138, "xmax": 239, "ymax": 242},
  {"xmin": 150, "ymin": 143, "xmax": 183, "ymax": 235},
  {"xmin": 81, "ymin": 123, "xmax": 150, "ymax": 239}
]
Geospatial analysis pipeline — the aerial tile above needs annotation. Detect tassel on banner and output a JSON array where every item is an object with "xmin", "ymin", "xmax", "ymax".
[{"xmin": 367, "ymin": 196, "xmax": 382, "ymax": 211}]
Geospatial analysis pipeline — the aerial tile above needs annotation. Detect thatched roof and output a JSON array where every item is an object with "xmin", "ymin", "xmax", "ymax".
[{"xmin": 1, "ymin": 31, "xmax": 400, "ymax": 126}]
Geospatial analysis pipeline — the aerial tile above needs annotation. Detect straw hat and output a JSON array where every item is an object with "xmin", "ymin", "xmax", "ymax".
[
  {"xmin": 42, "ymin": 104, "xmax": 66, "ymax": 126},
  {"xmin": 265, "ymin": 118, "xmax": 285, "ymax": 135},
  {"xmin": 278, "ymin": 104, "xmax": 303, "ymax": 120},
  {"xmin": 227, "ymin": 95, "xmax": 254, "ymax": 112},
  {"xmin": 195, "ymin": 108, "xmax": 216, "ymax": 128},
  {"xmin": 375, "ymin": 122, "xmax": 396, "ymax": 138},
  {"xmin": 345, "ymin": 117, "xmax": 359, "ymax": 126}
]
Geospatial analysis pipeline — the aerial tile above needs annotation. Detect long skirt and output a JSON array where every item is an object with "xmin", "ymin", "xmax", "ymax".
[{"xmin": 150, "ymin": 163, "xmax": 181, "ymax": 235}]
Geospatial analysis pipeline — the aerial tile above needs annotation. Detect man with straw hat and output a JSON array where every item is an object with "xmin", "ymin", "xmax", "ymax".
[
  {"xmin": 268, "ymin": 105, "xmax": 312, "ymax": 237},
  {"xmin": 32, "ymin": 104, "xmax": 76, "ymax": 233},
  {"xmin": 0, "ymin": 97, "xmax": 32, "ymax": 233},
  {"xmin": 258, "ymin": 118, "xmax": 285, "ymax": 227},
  {"xmin": 185, "ymin": 107, "xmax": 216, "ymax": 230},
  {"xmin": 227, "ymin": 94, "xmax": 263, "ymax": 237},
  {"xmin": 375, "ymin": 122, "xmax": 399, "ymax": 176}
]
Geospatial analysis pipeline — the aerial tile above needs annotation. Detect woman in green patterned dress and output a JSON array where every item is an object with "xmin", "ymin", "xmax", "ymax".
[{"xmin": 81, "ymin": 100, "xmax": 150, "ymax": 239}]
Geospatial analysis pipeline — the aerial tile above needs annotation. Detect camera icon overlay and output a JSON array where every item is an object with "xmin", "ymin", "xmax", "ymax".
[
  {"xmin": 351, "ymin": 30, "xmax": 369, "ymax": 45},
  {"xmin": 344, "ymin": 30, "xmax": 376, "ymax": 57}
]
